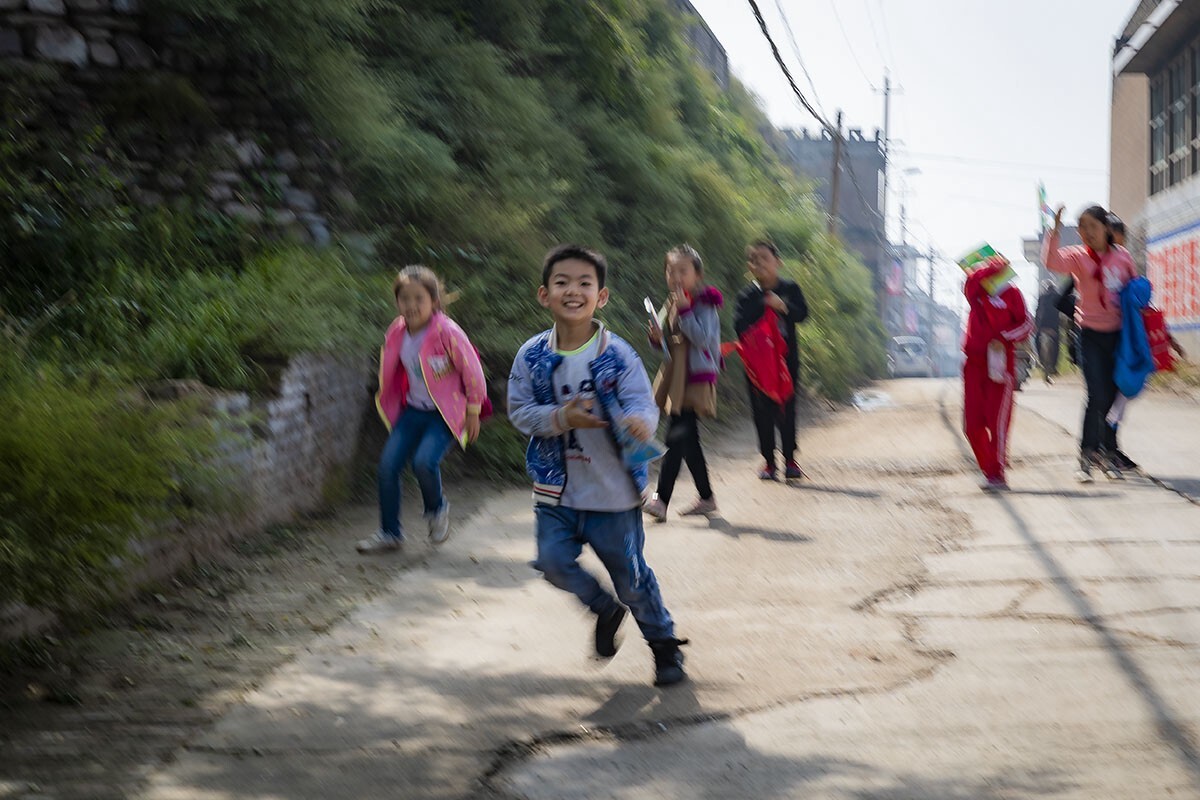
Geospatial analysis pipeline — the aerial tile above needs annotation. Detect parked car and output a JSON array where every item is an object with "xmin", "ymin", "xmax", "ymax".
[{"xmin": 888, "ymin": 336, "xmax": 934, "ymax": 378}]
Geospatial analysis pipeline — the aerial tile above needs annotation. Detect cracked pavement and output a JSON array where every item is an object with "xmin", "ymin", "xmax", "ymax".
[{"xmin": 9, "ymin": 377, "xmax": 1197, "ymax": 799}]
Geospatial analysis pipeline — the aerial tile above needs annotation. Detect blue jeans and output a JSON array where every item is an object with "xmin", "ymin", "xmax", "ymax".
[
  {"xmin": 378, "ymin": 408, "xmax": 455, "ymax": 539},
  {"xmin": 533, "ymin": 505, "xmax": 675, "ymax": 642}
]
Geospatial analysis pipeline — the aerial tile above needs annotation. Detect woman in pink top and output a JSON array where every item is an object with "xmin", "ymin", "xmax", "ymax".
[{"xmin": 1041, "ymin": 204, "xmax": 1137, "ymax": 481}]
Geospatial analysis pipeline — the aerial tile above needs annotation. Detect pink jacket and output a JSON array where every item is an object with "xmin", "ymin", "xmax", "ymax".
[
  {"xmin": 375, "ymin": 311, "xmax": 486, "ymax": 449},
  {"xmin": 1041, "ymin": 231, "xmax": 1136, "ymax": 332}
]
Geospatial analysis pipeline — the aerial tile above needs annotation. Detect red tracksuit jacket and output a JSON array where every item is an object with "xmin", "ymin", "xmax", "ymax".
[{"xmin": 962, "ymin": 262, "xmax": 1033, "ymax": 482}]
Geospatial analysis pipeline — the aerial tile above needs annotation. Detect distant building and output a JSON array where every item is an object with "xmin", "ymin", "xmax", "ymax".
[
  {"xmin": 668, "ymin": 0, "xmax": 730, "ymax": 90},
  {"xmin": 778, "ymin": 126, "xmax": 886, "ymax": 296},
  {"xmin": 1111, "ymin": 0, "xmax": 1200, "ymax": 348}
]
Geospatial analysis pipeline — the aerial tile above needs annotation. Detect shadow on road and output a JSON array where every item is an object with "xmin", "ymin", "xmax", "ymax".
[
  {"xmin": 936, "ymin": 385, "xmax": 1200, "ymax": 791},
  {"xmin": 705, "ymin": 516, "xmax": 813, "ymax": 543},
  {"xmin": 784, "ymin": 481, "xmax": 882, "ymax": 499},
  {"xmin": 478, "ymin": 715, "xmax": 1077, "ymax": 799}
]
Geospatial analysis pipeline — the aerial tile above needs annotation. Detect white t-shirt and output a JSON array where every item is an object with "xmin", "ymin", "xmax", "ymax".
[
  {"xmin": 555, "ymin": 332, "xmax": 641, "ymax": 512},
  {"xmin": 401, "ymin": 328, "xmax": 436, "ymax": 411}
]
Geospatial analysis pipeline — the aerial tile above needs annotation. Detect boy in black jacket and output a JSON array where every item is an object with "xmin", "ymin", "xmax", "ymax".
[{"xmin": 733, "ymin": 240, "xmax": 809, "ymax": 480}]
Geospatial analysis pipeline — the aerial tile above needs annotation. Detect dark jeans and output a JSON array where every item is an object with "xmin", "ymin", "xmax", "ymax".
[
  {"xmin": 1078, "ymin": 328, "xmax": 1120, "ymax": 454},
  {"xmin": 748, "ymin": 379, "xmax": 797, "ymax": 467},
  {"xmin": 533, "ymin": 505, "xmax": 675, "ymax": 641},
  {"xmin": 656, "ymin": 410, "xmax": 713, "ymax": 504},
  {"xmin": 1036, "ymin": 327, "xmax": 1060, "ymax": 377},
  {"xmin": 378, "ymin": 407, "xmax": 455, "ymax": 538}
]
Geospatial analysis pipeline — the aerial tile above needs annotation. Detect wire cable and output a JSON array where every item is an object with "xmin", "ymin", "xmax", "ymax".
[
  {"xmin": 827, "ymin": 0, "xmax": 878, "ymax": 91},
  {"xmin": 773, "ymin": 0, "xmax": 826, "ymax": 119}
]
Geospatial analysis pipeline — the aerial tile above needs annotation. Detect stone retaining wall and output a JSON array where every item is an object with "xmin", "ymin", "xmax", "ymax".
[{"xmin": 1, "ymin": 0, "xmax": 353, "ymax": 245}]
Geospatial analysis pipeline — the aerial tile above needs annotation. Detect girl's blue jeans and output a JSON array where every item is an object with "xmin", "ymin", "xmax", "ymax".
[
  {"xmin": 378, "ymin": 408, "xmax": 455, "ymax": 539},
  {"xmin": 533, "ymin": 505, "xmax": 676, "ymax": 642}
]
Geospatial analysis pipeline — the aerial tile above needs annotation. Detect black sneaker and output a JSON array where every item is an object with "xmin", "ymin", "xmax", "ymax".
[
  {"xmin": 594, "ymin": 605, "xmax": 626, "ymax": 659},
  {"xmin": 649, "ymin": 637, "xmax": 689, "ymax": 686},
  {"xmin": 757, "ymin": 461, "xmax": 777, "ymax": 481},
  {"xmin": 1112, "ymin": 450, "xmax": 1139, "ymax": 471},
  {"xmin": 785, "ymin": 460, "xmax": 806, "ymax": 480}
]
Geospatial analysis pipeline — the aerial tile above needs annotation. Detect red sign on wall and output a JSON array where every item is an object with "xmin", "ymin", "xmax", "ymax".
[{"xmin": 1147, "ymin": 228, "xmax": 1200, "ymax": 328}]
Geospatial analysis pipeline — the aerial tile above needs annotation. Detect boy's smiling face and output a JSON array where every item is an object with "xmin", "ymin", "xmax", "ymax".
[{"xmin": 538, "ymin": 257, "xmax": 608, "ymax": 325}]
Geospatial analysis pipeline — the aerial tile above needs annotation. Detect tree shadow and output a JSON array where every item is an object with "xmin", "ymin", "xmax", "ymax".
[{"xmin": 480, "ymin": 714, "xmax": 1079, "ymax": 800}]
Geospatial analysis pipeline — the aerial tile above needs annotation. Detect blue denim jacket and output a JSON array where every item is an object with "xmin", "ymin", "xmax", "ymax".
[{"xmin": 507, "ymin": 323, "xmax": 659, "ymax": 506}]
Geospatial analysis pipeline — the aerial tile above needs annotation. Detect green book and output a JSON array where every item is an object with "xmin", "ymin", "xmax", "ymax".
[{"xmin": 958, "ymin": 242, "xmax": 1016, "ymax": 295}]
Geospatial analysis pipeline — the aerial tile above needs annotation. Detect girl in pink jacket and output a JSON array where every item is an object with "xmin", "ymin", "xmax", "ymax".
[
  {"xmin": 1041, "ymin": 205, "xmax": 1137, "ymax": 482},
  {"xmin": 358, "ymin": 266, "xmax": 487, "ymax": 553}
]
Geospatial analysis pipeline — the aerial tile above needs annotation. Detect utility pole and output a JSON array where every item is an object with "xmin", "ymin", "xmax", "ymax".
[
  {"xmin": 829, "ymin": 109, "xmax": 843, "ymax": 237},
  {"xmin": 878, "ymin": 74, "xmax": 891, "ymax": 241},
  {"xmin": 926, "ymin": 250, "xmax": 936, "ymax": 343}
]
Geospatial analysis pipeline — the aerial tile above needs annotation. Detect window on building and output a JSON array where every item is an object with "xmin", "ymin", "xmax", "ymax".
[
  {"xmin": 1151, "ymin": 74, "xmax": 1168, "ymax": 194},
  {"xmin": 1193, "ymin": 42, "xmax": 1200, "ymax": 175},
  {"xmin": 1150, "ymin": 34, "xmax": 1200, "ymax": 195}
]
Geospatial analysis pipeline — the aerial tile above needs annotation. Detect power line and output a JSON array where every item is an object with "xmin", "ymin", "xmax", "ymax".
[
  {"xmin": 745, "ymin": 0, "xmax": 831, "ymax": 135},
  {"xmin": 899, "ymin": 149, "xmax": 1108, "ymax": 175},
  {"xmin": 862, "ymin": 0, "xmax": 888, "ymax": 70},
  {"xmin": 826, "ymin": 0, "xmax": 877, "ymax": 91},
  {"xmin": 773, "ymin": 0, "xmax": 826, "ymax": 118},
  {"xmin": 746, "ymin": 0, "xmax": 890, "ymax": 250},
  {"xmin": 871, "ymin": 0, "xmax": 897, "ymax": 68}
]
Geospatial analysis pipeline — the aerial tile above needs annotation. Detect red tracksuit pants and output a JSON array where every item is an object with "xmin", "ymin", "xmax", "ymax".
[{"xmin": 962, "ymin": 355, "xmax": 1015, "ymax": 481}]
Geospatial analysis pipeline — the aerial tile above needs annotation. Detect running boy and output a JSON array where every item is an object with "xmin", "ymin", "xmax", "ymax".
[
  {"xmin": 507, "ymin": 244, "xmax": 688, "ymax": 687},
  {"xmin": 733, "ymin": 240, "xmax": 809, "ymax": 480}
]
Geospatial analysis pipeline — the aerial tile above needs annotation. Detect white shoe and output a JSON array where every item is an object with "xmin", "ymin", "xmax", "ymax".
[
  {"xmin": 357, "ymin": 530, "xmax": 402, "ymax": 553},
  {"xmin": 642, "ymin": 494, "xmax": 668, "ymax": 522},
  {"xmin": 679, "ymin": 497, "xmax": 718, "ymax": 516},
  {"xmin": 428, "ymin": 503, "xmax": 451, "ymax": 544}
]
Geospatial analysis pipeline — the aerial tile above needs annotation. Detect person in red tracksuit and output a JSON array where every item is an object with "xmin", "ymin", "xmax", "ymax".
[{"xmin": 962, "ymin": 255, "xmax": 1034, "ymax": 491}]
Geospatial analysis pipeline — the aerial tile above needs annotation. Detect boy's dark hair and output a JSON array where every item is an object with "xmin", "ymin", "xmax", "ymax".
[
  {"xmin": 542, "ymin": 244, "xmax": 608, "ymax": 288},
  {"xmin": 1106, "ymin": 213, "xmax": 1126, "ymax": 236},
  {"xmin": 666, "ymin": 244, "xmax": 703, "ymax": 275},
  {"xmin": 749, "ymin": 239, "xmax": 781, "ymax": 258}
]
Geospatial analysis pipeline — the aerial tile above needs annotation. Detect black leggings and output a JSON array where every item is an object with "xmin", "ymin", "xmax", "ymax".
[
  {"xmin": 656, "ymin": 410, "xmax": 713, "ymax": 504},
  {"xmin": 1078, "ymin": 328, "xmax": 1120, "ymax": 453}
]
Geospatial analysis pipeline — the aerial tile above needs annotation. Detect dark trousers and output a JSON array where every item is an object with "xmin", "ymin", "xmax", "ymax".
[
  {"xmin": 656, "ymin": 410, "xmax": 712, "ymax": 504},
  {"xmin": 1078, "ymin": 328, "xmax": 1120, "ymax": 454},
  {"xmin": 748, "ymin": 379, "xmax": 797, "ymax": 467},
  {"xmin": 1036, "ymin": 327, "xmax": 1060, "ymax": 377}
]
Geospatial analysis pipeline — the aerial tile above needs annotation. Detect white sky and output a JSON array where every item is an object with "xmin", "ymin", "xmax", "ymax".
[{"xmin": 687, "ymin": 0, "xmax": 1137, "ymax": 309}]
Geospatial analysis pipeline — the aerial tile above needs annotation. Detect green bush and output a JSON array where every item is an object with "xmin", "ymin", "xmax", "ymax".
[{"xmin": 0, "ymin": 347, "xmax": 223, "ymax": 610}]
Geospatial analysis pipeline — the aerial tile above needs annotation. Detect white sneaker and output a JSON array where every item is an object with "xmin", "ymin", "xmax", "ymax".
[
  {"xmin": 679, "ymin": 497, "xmax": 718, "ymax": 516},
  {"xmin": 642, "ymin": 494, "xmax": 668, "ymax": 522},
  {"xmin": 357, "ymin": 530, "xmax": 402, "ymax": 553},
  {"xmin": 428, "ymin": 503, "xmax": 451, "ymax": 544}
]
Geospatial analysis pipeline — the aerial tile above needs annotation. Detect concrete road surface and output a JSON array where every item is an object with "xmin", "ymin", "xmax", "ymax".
[{"xmin": 131, "ymin": 378, "xmax": 1200, "ymax": 800}]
